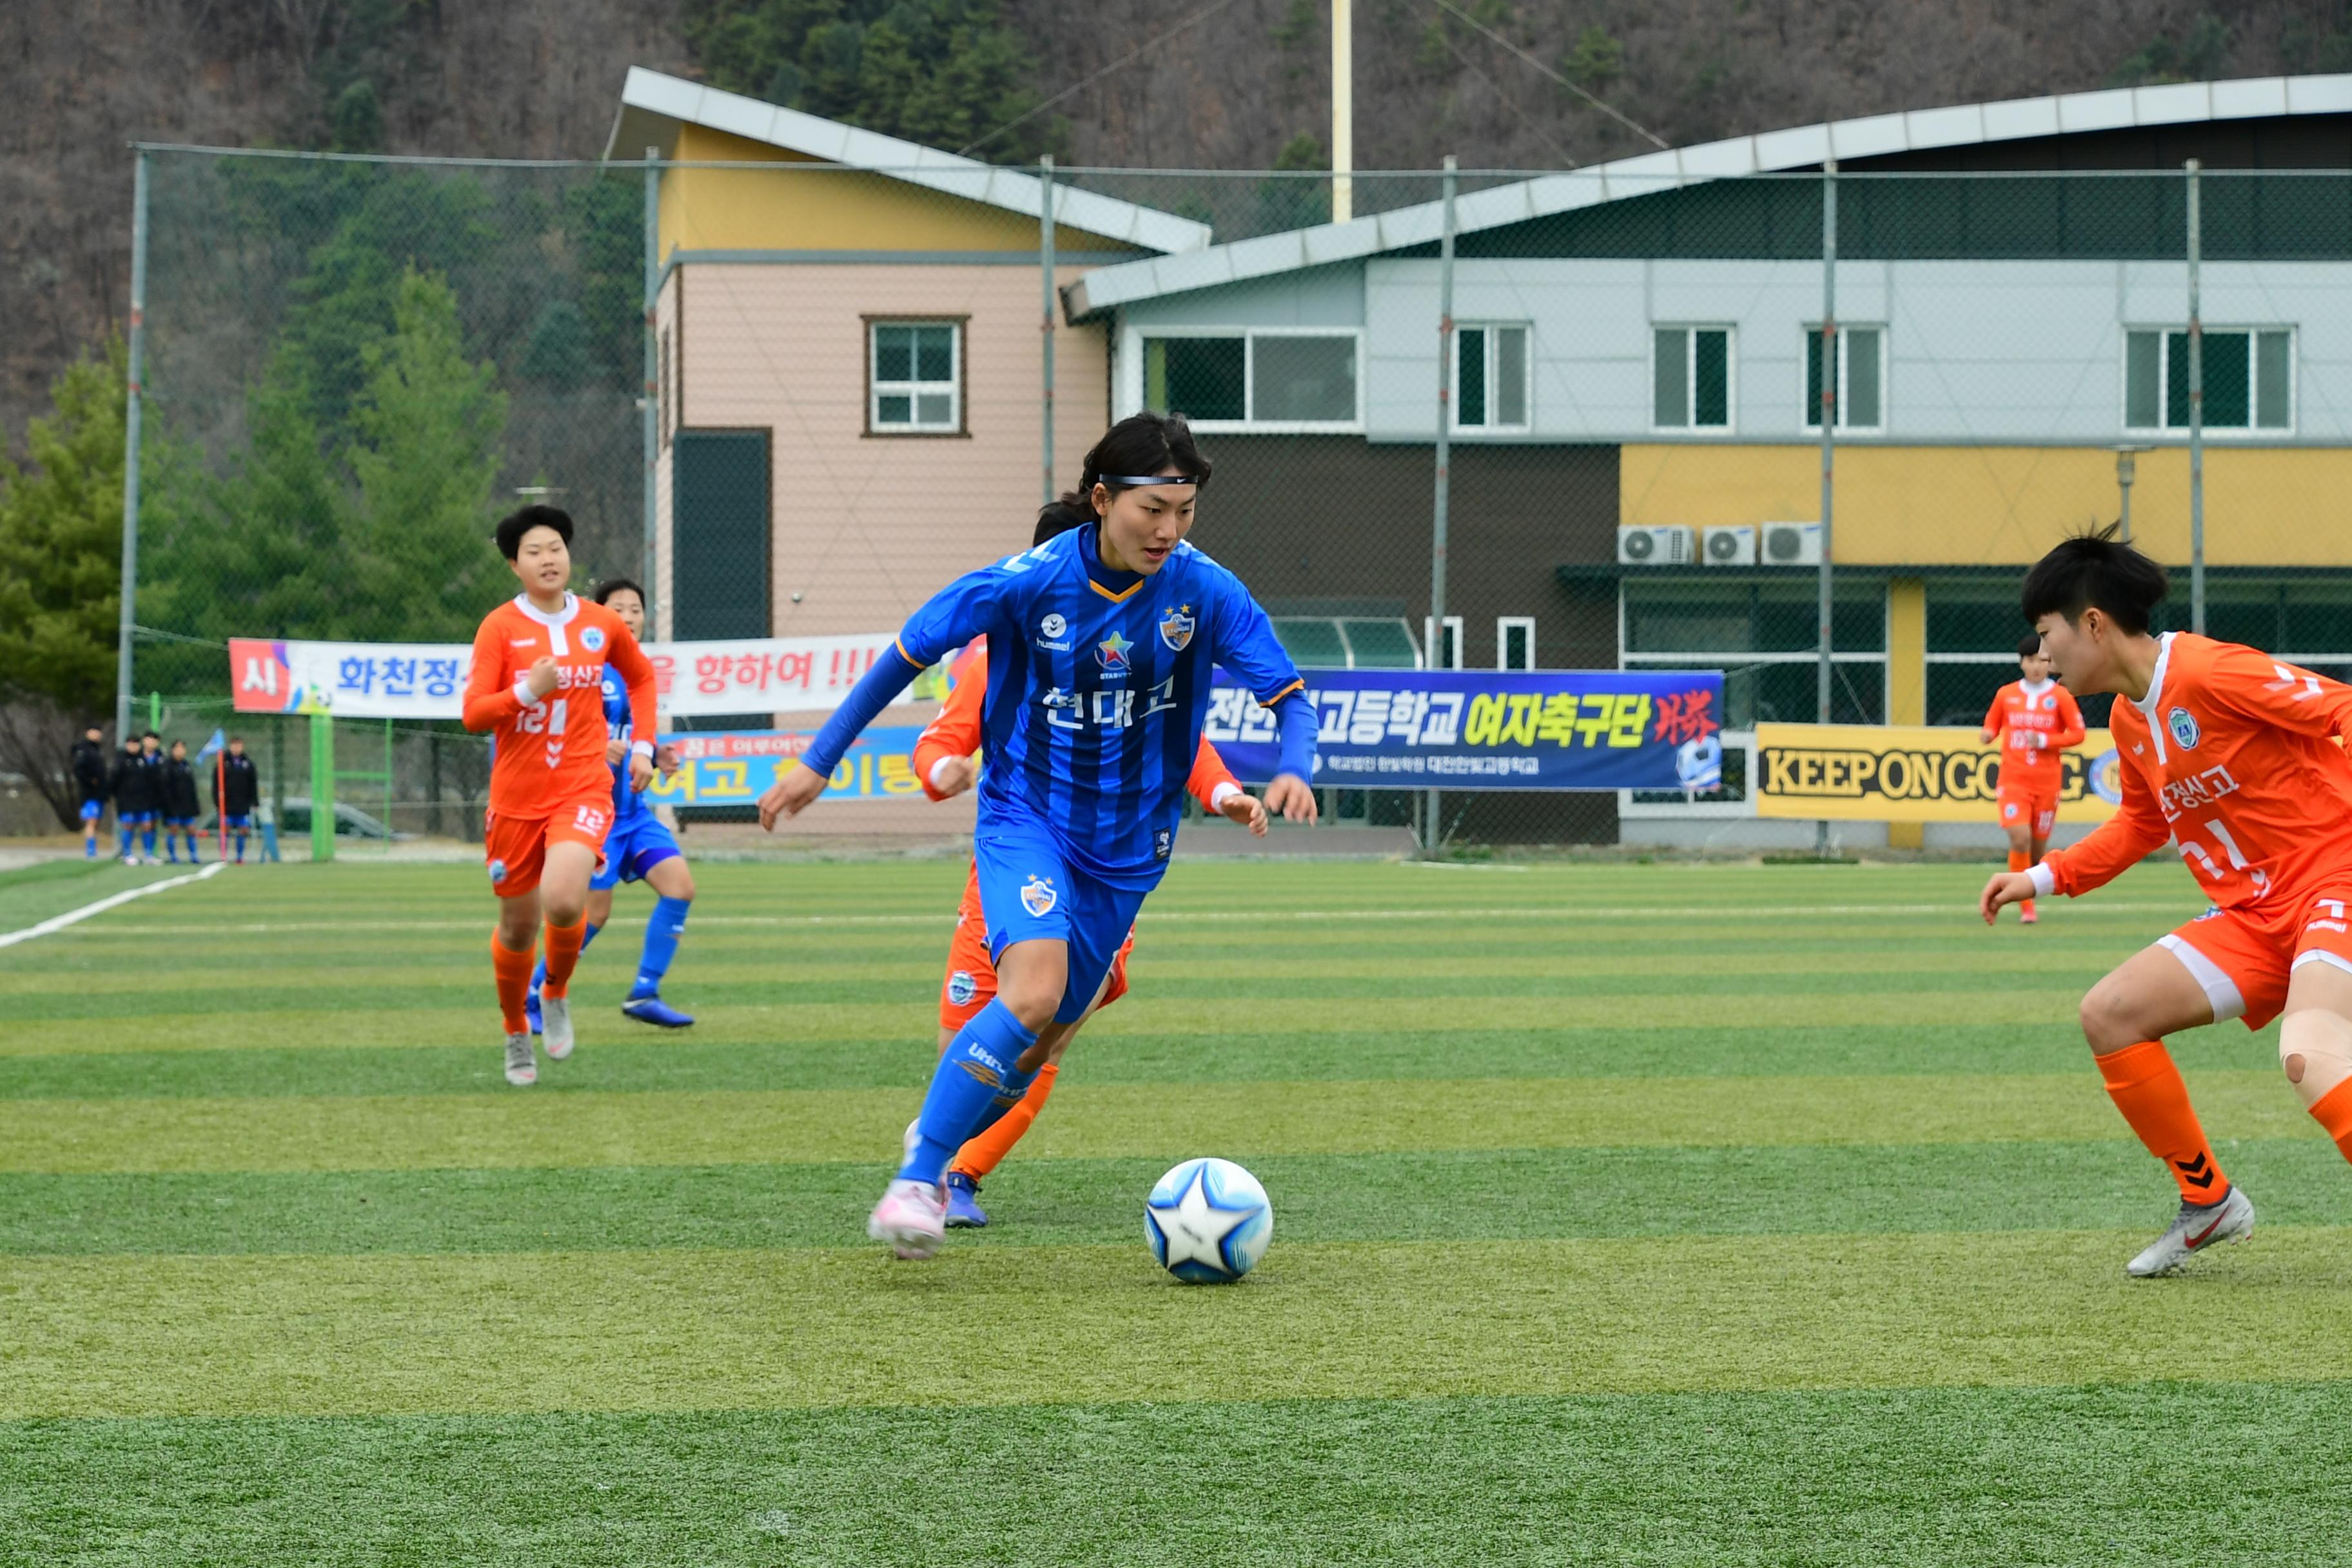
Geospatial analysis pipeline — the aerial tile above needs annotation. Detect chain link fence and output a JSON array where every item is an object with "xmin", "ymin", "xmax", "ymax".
[{"xmin": 106, "ymin": 148, "xmax": 2352, "ymax": 853}]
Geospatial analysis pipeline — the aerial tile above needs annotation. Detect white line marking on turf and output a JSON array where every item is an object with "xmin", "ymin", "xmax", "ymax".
[{"xmin": 0, "ymin": 861, "xmax": 227, "ymax": 949}]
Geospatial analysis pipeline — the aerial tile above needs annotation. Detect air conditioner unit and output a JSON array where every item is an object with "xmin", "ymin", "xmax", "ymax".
[
  {"xmin": 1761, "ymin": 522, "xmax": 1823, "ymax": 565},
  {"xmin": 1617, "ymin": 525, "xmax": 1695, "ymax": 566},
  {"xmin": 1701, "ymin": 525, "xmax": 1757, "ymax": 566}
]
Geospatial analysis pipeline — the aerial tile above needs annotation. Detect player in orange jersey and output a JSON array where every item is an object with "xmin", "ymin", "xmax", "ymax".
[
  {"xmin": 461, "ymin": 505, "xmax": 657, "ymax": 1087},
  {"xmin": 1980, "ymin": 632, "xmax": 2086, "ymax": 925},
  {"xmin": 1983, "ymin": 528, "xmax": 2352, "ymax": 1275}
]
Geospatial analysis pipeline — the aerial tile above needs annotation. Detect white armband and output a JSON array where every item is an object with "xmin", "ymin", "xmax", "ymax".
[
  {"xmin": 511, "ymin": 678, "xmax": 537, "ymax": 708},
  {"xmin": 2028, "ymin": 862, "xmax": 2057, "ymax": 898},
  {"xmin": 631, "ymin": 740, "xmax": 654, "ymax": 760},
  {"xmin": 1208, "ymin": 781, "xmax": 1244, "ymax": 812},
  {"xmin": 928, "ymin": 755, "xmax": 963, "ymax": 792}
]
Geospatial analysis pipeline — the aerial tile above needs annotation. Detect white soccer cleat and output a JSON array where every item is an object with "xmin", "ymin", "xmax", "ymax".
[
  {"xmin": 540, "ymin": 994, "xmax": 574, "ymax": 1061},
  {"xmin": 2126, "ymin": 1184, "xmax": 2255, "ymax": 1277},
  {"xmin": 504, "ymin": 1032, "xmax": 537, "ymax": 1086},
  {"xmin": 868, "ymin": 1177, "xmax": 946, "ymax": 1261}
]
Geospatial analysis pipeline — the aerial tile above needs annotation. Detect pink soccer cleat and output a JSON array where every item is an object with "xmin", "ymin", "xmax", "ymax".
[{"xmin": 868, "ymin": 1177, "xmax": 946, "ymax": 1260}]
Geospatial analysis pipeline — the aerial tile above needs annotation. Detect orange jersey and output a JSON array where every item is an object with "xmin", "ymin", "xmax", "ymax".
[
  {"xmin": 912, "ymin": 638, "xmax": 1243, "ymax": 812},
  {"xmin": 1983, "ymin": 679, "xmax": 2085, "ymax": 783},
  {"xmin": 2041, "ymin": 633, "xmax": 2352, "ymax": 910},
  {"xmin": 462, "ymin": 594, "xmax": 656, "ymax": 818}
]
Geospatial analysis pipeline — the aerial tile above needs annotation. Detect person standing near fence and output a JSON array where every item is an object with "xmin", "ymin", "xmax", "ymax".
[
  {"xmin": 214, "ymin": 737, "xmax": 260, "ymax": 864},
  {"xmin": 159, "ymin": 740, "xmax": 202, "ymax": 863},
  {"xmin": 1981, "ymin": 632, "xmax": 2085, "ymax": 925},
  {"xmin": 110, "ymin": 736, "xmax": 157, "ymax": 865},
  {"xmin": 72, "ymin": 726, "xmax": 109, "ymax": 859}
]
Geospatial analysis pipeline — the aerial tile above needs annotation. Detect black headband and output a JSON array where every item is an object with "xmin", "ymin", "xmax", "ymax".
[{"xmin": 1099, "ymin": 475, "xmax": 1200, "ymax": 487}]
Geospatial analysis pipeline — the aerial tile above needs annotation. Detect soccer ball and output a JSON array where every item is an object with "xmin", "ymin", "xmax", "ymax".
[{"xmin": 1145, "ymin": 1157, "xmax": 1273, "ymax": 1283}]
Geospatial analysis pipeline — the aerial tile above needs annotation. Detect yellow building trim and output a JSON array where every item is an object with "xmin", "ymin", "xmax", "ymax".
[
  {"xmin": 1621, "ymin": 444, "xmax": 2352, "ymax": 569},
  {"xmin": 658, "ymin": 124, "xmax": 1146, "ymax": 260}
]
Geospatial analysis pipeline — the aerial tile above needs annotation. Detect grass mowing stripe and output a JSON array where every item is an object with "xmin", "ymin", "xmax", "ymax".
[
  {"xmin": 11, "ymin": 1228, "xmax": 2352, "ymax": 1418},
  {"xmin": 6, "ymin": 1385, "xmax": 2350, "ymax": 1567},
  {"xmin": 4, "ymin": 1138, "xmax": 2346, "ymax": 1256},
  {"xmin": 1, "ymin": 1072, "xmax": 2319, "ymax": 1174}
]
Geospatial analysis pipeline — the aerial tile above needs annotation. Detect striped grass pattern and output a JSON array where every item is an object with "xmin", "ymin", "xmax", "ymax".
[{"xmin": 6, "ymin": 855, "xmax": 2352, "ymax": 1564}]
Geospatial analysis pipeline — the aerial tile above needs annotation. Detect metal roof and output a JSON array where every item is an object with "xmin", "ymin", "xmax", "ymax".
[
  {"xmin": 1063, "ymin": 74, "xmax": 2352, "ymax": 317},
  {"xmin": 603, "ymin": 66, "xmax": 1213, "ymax": 256}
]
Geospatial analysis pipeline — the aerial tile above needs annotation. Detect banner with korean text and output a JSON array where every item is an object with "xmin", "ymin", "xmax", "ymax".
[
  {"xmin": 645, "ymin": 727, "xmax": 931, "ymax": 809},
  {"xmin": 228, "ymin": 632, "xmax": 928, "ymax": 720},
  {"xmin": 1752, "ymin": 723, "xmax": 2123, "ymax": 823},
  {"xmin": 1205, "ymin": 669, "xmax": 1725, "ymax": 790}
]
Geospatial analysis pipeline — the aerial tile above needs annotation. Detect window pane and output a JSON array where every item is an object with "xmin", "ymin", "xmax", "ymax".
[
  {"xmin": 2284, "ymin": 584, "xmax": 2352, "ymax": 653},
  {"xmin": 877, "ymin": 393, "xmax": 912, "ymax": 425},
  {"xmin": 2205, "ymin": 330, "xmax": 2251, "ymax": 427},
  {"xmin": 1653, "ymin": 328, "xmax": 1688, "ymax": 426},
  {"xmin": 1338, "ymin": 619, "xmax": 1420, "ymax": 669},
  {"xmin": 1153, "ymin": 337, "xmax": 1244, "ymax": 421},
  {"xmin": 874, "ymin": 326, "xmax": 912, "ymax": 382},
  {"xmin": 1500, "ymin": 620, "xmax": 1533, "ymax": 670},
  {"xmin": 1457, "ymin": 328, "xmax": 1487, "ymax": 427},
  {"xmin": 1845, "ymin": 328, "xmax": 1881, "ymax": 427},
  {"xmin": 1926, "ymin": 663, "xmax": 2015, "ymax": 729},
  {"xmin": 1804, "ymin": 329, "xmax": 1825, "ymax": 428},
  {"xmin": 916, "ymin": 392, "xmax": 953, "ymax": 426},
  {"xmin": 1693, "ymin": 328, "xmax": 1729, "ymax": 427},
  {"xmin": 1495, "ymin": 328, "xmax": 1527, "ymax": 425},
  {"xmin": 2166, "ymin": 331, "xmax": 2190, "ymax": 427},
  {"xmin": 2126, "ymin": 331, "xmax": 2161, "ymax": 428},
  {"xmin": 915, "ymin": 326, "xmax": 954, "ymax": 384},
  {"xmin": 2203, "ymin": 583, "xmax": 2280, "ymax": 649},
  {"xmin": 1253, "ymin": 335, "xmax": 1355, "ymax": 422},
  {"xmin": 2258, "ymin": 330, "xmax": 2293, "ymax": 428},
  {"xmin": 1928, "ymin": 581, "xmax": 2030, "ymax": 655},
  {"xmin": 1270, "ymin": 618, "xmax": 1348, "ymax": 667}
]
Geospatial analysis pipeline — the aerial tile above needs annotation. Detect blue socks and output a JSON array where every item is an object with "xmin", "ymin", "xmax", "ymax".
[
  {"xmin": 899, "ymin": 999, "xmax": 1038, "ymax": 1186},
  {"xmin": 141, "ymin": 828, "xmax": 156, "ymax": 859},
  {"xmin": 117, "ymin": 827, "xmax": 132, "ymax": 858},
  {"xmin": 631, "ymin": 896, "xmax": 691, "ymax": 997}
]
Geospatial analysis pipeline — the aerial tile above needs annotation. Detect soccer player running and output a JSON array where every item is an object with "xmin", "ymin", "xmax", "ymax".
[
  {"xmin": 1982, "ymin": 632, "xmax": 2085, "ymax": 925},
  {"xmin": 526, "ymin": 577, "xmax": 697, "ymax": 1034},
  {"xmin": 1983, "ymin": 528, "xmax": 2352, "ymax": 1275},
  {"xmin": 71, "ymin": 726, "xmax": 109, "ymax": 859},
  {"xmin": 462, "ymin": 505, "xmax": 658, "ymax": 1087},
  {"xmin": 213, "ymin": 738, "xmax": 260, "ymax": 863},
  {"xmin": 159, "ymin": 740, "xmax": 202, "ymax": 863},
  {"xmin": 912, "ymin": 514, "xmax": 1270, "ymax": 1228},
  {"xmin": 758, "ymin": 413, "xmax": 1318, "ymax": 1259}
]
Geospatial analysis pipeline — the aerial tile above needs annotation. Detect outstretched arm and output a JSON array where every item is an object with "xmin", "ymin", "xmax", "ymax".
[
  {"xmin": 1981, "ymin": 750, "xmax": 2167, "ymax": 921},
  {"xmin": 607, "ymin": 623, "xmax": 659, "ymax": 791},
  {"xmin": 1188, "ymin": 737, "xmax": 1266, "ymax": 835}
]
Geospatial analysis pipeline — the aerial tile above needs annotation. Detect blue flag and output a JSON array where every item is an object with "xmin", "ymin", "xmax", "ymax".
[{"xmin": 196, "ymin": 728, "xmax": 226, "ymax": 761}]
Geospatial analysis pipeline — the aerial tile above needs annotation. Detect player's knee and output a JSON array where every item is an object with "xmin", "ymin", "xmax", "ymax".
[
  {"xmin": 2078, "ymin": 980, "xmax": 2139, "ymax": 1055},
  {"xmin": 2279, "ymin": 1008, "xmax": 2352, "ymax": 1109}
]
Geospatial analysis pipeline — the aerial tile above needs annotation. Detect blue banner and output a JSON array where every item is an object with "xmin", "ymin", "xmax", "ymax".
[
  {"xmin": 1204, "ymin": 669, "xmax": 1724, "ymax": 790},
  {"xmin": 646, "ymin": 726, "xmax": 932, "ymax": 808}
]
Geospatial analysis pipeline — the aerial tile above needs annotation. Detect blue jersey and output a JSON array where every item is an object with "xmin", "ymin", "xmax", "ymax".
[
  {"xmin": 892, "ymin": 524, "xmax": 1304, "ymax": 887},
  {"xmin": 601, "ymin": 668, "xmax": 651, "ymax": 821}
]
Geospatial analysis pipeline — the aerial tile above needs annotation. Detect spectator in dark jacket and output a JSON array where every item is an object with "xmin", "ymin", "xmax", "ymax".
[
  {"xmin": 71, "ymin": 727, "xmax": 109, "ymax": 859},
  {"xmin": 110, "ymin": 738, "xmax": 158, "ymax": 863},
  {"xmin": 213, "ymin": 737, "xmax": 261, "ymax": 864},
  {"xmin": 161, "ymin": 740, "xmax": 202, "ymax": 863}
]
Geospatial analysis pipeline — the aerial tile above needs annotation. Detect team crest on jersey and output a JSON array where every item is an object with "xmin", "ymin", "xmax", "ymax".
[
  {"xmin": 2168, "ymin": 707, "xmax": 2200, "ymax": 750},
  {"xmin": 1095, "ymin": 629, "xmax": 1134, "ymax": 671},
  {"xmin": 1020, "ymin": 874, "xmax": 1058, "ymax": 917},
  {"xmin": 1158, "ymin": 603, "xmax": 1195, "ymax": 652},
  {"xmin": 2041, "ymin": 693, "xmax": 2057, "ymax": 710},
  {"xmin": 947, "ymin": 970, "xmax": 977, "ymax": 1006},
  {"xmin": 581, "ymin": 625, "xmax": 605, "ymax": 652},
  {"xmin": 487, "ymin": 858, "xmax": 509, "ymax": 885}
]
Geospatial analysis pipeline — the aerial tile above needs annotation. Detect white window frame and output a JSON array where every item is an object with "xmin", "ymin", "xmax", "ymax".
[
  {"xmin": 1423, "ymin": 615, "xmax": 1464, "ymax": 670},
  {"xmin": 2121, "ymin": 325, "xmax": 2296, "ymax": 438},
  {"xmin": 1801, "ymin": 324, "xmax": 1886, "ymax": 435},
  {"xmin": 1651, "ymin": 324, "xmax": 1736, "ymax": 434},
  {"xmin": 868, "ymin": 319, "xmax": 962, "ymax": 435},
  {"xmin": 1453, "ymin": 322, "xmax": 1533, "ymax": 433},
  {"xmin": 1121, "ymin": 324, "xmax": 1366, "ymax": 434},
  {"xmin": 1496, "ymin": 616, "xmax": 1536, "ymax": 671}
]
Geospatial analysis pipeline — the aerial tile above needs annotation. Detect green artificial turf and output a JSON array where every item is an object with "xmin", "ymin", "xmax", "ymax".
[{"xmin": 3, "ymin": 855, "xmax": 2345, "ymax": 1563}]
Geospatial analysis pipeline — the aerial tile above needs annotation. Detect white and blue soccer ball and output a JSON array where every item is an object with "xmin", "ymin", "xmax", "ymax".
[{"xmin": 1145, "ymin": 1157, "xmax": 1272, "ymax": 1283}]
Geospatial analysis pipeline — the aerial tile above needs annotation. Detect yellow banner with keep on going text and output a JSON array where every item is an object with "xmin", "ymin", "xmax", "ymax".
[{"xmin": 1752, "ymin": 724, "xmax": 2122, "ymax": 824}]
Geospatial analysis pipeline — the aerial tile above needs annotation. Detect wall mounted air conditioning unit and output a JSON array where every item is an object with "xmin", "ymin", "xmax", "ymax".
[
  {"xmin": 1617, "ymin": 525, "xmax": 1695, "ymax": 566},
  {"xmin": 1761, "ymin": 522, "xmax": 1823, "ymax": 565},
  {"xmin": 1701, "ymin": 525, "xmax": 1756, "ymax": 566}
]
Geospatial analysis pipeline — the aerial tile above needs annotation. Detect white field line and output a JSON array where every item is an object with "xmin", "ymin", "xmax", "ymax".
[
  {"xmin": 0, "ymin": 861, "xmax": 227, "ymax": 950},
  {"xmin": 73, "ymin": 900, "xmax": 2199, "ymax": 936}
]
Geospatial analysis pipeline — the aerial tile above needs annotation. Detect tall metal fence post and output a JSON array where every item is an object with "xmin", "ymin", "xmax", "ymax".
[
  {"xmin": 1426, "ymin": 154, "xmax": 1458, "ymax": 857},
  {"xmin": 115, "ymin": 146, "xmax": 151, "ymax": 745},
  {"xmin": 2186, "ymin": 158, "xmax": 2206, "ymax": 633},
  {"xmin": 1815, "ymin": 154, "xmax": 1838, "ymax": 859},
  {"xmin": 309, "ymin": 714, "xmax": 336, "ymax": 863},
  {"xmin": 642, "ymin": 148, "xmax": 661, "ymax": 629},
  {"xmin": 1040, "ymin": 154, "xmax": 1057, "ymax": 507}
]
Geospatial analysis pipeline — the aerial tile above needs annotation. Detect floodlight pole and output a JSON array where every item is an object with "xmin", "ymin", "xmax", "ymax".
[
  {"xmin": 1041, "ymin": 154, "xmax": 1057, "ymax": 507},
  {"xmin": 1426, "ymin": 153, "xmax": 1457, "ymax": 858},
  {"xmin": 2186, "ymin": 158, "xmax": 2206, "ymax": 634},
  {"xmin": 642, "ymin": 147, "xmax": 661, "ymax": 632},
  {"xmin": 1331, "ymin": 0, "xmax": 1353, "ymax": 223},
  {"xmin": 115, "ymin": 146, "xmax": 150, "ymax": 745},
  {"xmin": 1816, "ymin": 153, "xmax": 1837, "ymax": 860}
]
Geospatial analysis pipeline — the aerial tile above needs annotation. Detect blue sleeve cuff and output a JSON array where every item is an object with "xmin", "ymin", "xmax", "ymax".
[
  {"xmin": 803, "ymin": 651, "xmax": 923, "ymax": 777},
  {"xmin": 1271, "ymin": 690, "xmax": 1318, "ymax": 781}
]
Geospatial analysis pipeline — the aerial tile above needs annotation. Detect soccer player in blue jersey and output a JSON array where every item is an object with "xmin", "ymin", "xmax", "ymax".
[
  {"xmin": 758, "ymin": 412, "xmax": 1320, "ymax": 1259},
  {"xmin": 526, "ymin": 577, "xmax": 697, "ymax": 1033}
]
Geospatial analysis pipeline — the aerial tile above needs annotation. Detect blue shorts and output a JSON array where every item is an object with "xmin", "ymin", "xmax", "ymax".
[
  {"xmin": 119, "ymin": 811, "xmax": 153, "ymax": 826},
  {"xmin": 165, "ymin": 817, "xmax": 196, "ymax": 829},
  {"xmin": 79, "ymin": 800, "xmax": 103, "ymax": 821},
  {"xmin": 973, "ymin": 816, "xmax": 1152, "ymax": 1025},
  {"xmin": 590, "ymin": 810, "xmax": 683, "ymax": 892},
  {"xmin": 224, "ymin": 814, "xmax": 251, "ymax": 831}
]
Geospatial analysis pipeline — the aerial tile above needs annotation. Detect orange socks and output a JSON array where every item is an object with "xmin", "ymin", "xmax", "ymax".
[
  {"xmin": 2309, "ymin": 1079, "xmax": 2352, "ymax": 1164},
  {"xmin": 542, "ymin": 917, "xmax": 587, "ymax": 999},
  {"xmin": 2009, "ymin": 849, "xmax": 2035, "ymax": 917},
  {"xmin": 952, "ymin": 1061, "xmax": 1059, "ymax": 1181},
  {"xmin": 491, "ymin": 936, "xmax": 536, "ymax": 1035},
  {"xmin": 2098, "ymin": 1040, "xmax": 2227, "ymax": 1202}
]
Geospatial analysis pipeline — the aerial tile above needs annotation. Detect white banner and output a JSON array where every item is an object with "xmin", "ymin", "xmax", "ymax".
[{"xmin": 230, "ymin": 631, "xmax": 924, "ymax": 721}]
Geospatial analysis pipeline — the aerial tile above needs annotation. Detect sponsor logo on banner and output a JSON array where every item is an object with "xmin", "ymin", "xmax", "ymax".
[{"xmin": 1752, "ymin": 723, "xmax": 2123, "ymax": 825}]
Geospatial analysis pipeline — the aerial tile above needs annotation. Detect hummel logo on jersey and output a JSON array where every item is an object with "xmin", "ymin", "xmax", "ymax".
[{"xmin": 1041, "ymin": 614, "xmax": 1067, "ymax": 638}]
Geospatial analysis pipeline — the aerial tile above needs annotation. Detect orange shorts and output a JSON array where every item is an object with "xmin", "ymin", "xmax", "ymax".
[
  {"xmin": 484, "ymin": 785, "xmax": 615, "ymax": 898},
  {"xmin": 2162, "ymin": 881, "xmax": 2352, "ymax": 1031},
  {"xmin": 1997, "ymin": 774, "xmax": 2060, "ymax": 839},
  {"xmin": 939, "ymin": 868, "xmax": 1132, "ymax": 1032}
]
